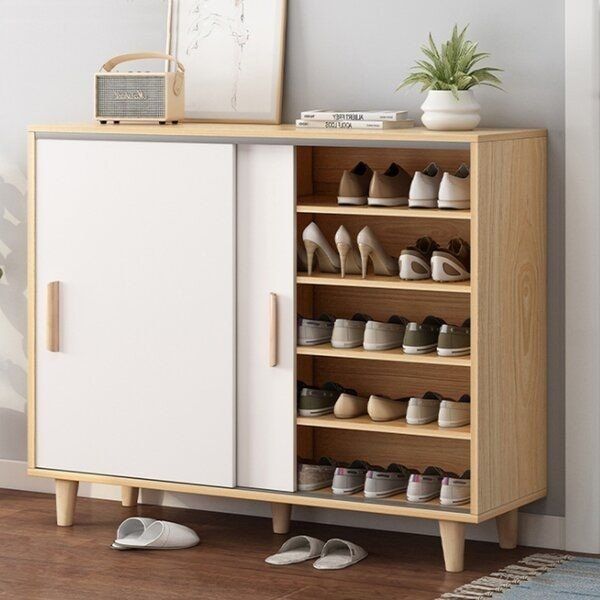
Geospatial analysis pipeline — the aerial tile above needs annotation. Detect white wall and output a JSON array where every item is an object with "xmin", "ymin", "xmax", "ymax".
[{"xmin": 0, "ymin": 0, "xmax": 564, "ymax": 521}]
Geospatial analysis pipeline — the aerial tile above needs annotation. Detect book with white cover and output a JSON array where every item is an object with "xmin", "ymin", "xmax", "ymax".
[
  {"xmin": 295, "ymin": 119, "xmax": 414, "ymax": 130},
  {"xmin": 300, "ymin": 109, "xmax": 408, "ymax": 121}
]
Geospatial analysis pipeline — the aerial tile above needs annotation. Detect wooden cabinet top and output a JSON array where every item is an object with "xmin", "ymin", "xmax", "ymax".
[{"xmin": 29, "ymin": 123, "xmax": 547, "ymax": 144}]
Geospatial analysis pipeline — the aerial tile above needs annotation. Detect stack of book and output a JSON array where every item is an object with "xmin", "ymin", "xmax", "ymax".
[{"xmin": 296, "ymin": 109, "xmax": 414, "ymax": 130}]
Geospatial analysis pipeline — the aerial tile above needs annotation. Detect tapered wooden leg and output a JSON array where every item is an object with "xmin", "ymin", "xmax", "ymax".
[
  {"xmin": 496, "ymin": 509, "xmax": 519, "ymax": 549},
  {"xmin": 439, "ymin": 520, "xmax": 465, "ymax": 572},
  {"xmin": 271, "ymin": 503, "xmax": 291, "ymax": 534},
  {"xmin": 55, "ymin": 479, "xmax": 79, "ymax": 527},
  {"xmin": 121, "ymin": 486, "xmax": 139, "ymax": 507}
]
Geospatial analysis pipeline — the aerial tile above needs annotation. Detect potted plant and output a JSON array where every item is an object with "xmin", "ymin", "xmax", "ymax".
[{"xmin": 398, "ymin": 25, "xmax": 502, "ymax": 131}]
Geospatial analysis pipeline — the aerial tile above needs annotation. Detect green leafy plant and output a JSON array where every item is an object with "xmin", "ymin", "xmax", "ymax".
[{"xmin": 398, "ymin": 25, "xmax": 502, "ymax": 98}]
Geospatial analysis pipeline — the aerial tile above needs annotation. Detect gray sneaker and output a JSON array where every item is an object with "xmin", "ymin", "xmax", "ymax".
[
  {"xmin": 402, "ymin": 316, "xmax": 446, "ymax": 354},
  {"xmin": 363, "ymin": 315, "xmax": 409, "ymax": 351},
  {"xmin": 298, "ymin": 382, "xmax": 356, "ymax": 417},
  {"xmin": 437, "ymin": 319, "xmax": 470, "ymax": 357},
  {"xmin": 440, "ymin": 470, "xmax": 471, "ymax": 505},
  {"xmin": 332, "ymin": 460, "xmax": 379, "ymax": 495},
  {"xmin": 298, "ymin": 457, "xmax": 342, "ymax": 491},
  {"xmin": 331, "ymin": 313, "xmax": 371, "ymax": 349},
  {"xmin": 407, "ymin": 466, "xmax": 454, "ymax": 502},
  {"xmin": 298, "ymin": 314, "xmax": 335, "ymax": 346},
  {"xmin": 364, "ymin": 464, "xmax": 416, "ymax": 498}
]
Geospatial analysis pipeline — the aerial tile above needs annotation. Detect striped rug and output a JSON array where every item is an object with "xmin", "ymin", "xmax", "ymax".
[{"xmin": 438, "ymin": 554, "xmax": 600, "ymax": 599}]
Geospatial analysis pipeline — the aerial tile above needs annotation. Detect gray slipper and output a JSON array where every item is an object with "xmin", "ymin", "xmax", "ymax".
[
  {"xmin": 265, "ymin": 535, "xmax": 325, "ymax": 565},
  {"xmin": 313, "ymin": 538, "xmax": 367, "ymax": 570}
]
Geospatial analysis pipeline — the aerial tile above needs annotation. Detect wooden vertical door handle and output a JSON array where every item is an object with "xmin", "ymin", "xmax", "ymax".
[
  {"xmin": 269, "ymin": 293, "xmax": 277, "ymax": 367},
  {"xmin": 47, "ymin": 281, "xmax": 60, "ymax": 352}
]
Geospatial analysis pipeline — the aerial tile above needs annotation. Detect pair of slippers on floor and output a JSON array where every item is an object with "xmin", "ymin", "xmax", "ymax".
[
  {"xmin": 266, "ymin": 535, "xmax": 367, "ymax": 570},
  {"xmin": 112, "ymin": 517, "xmax": 200, "ymax": 550}
]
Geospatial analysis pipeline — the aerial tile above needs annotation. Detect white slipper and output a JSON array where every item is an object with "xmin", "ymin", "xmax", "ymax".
[
  {"xmin": 113, "ymin": 520, "xmax": 199, "ymax": 550},
  {"xmin": 265, "ymin": 535, "xmax": 325, "ymax": 565},
  {"xmin": 112, "ymin": 517, "xmax": 157, "ymax": 550},
  {"xmin": 313, "ymin": 538, "xmax": 367, "ymax": 570}
]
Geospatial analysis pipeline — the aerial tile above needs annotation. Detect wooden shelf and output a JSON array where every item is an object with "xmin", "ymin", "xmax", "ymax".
[
  {"xmin": 296, "ymin": 487, "xmax": 470, "ymax": 517},
  {"xmin": 297, "ymin": 414, "xmax": 471, "ymax": 440},
  {"xmin": 297, "ymin": 196, "xmax": 471, "ymax": 220},
  {"xmin": 297, "ymin": 273, "xmax": 470, "ymax": 294},
  {"xmin": 297, "ymin": 343, "xmax": 471, "ymax": 367}
]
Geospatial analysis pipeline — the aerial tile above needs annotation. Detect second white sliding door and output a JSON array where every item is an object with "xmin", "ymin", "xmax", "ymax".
[{"xmin": 236, "ymin": 144, "xmax": 296, "ymax": 492}]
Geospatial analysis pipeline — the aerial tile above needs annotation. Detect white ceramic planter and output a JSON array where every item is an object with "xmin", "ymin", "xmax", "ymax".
[{"xmin": 421, "ymin": 90, "xmax": 481, "ymax": 131}]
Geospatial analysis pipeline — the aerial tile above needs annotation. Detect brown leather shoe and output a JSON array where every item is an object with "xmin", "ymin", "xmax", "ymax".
[
  {"xmin": 337, "ymin": 161, "xmax": 373, "ymax": 205},
  {"xmin": 367, "ymin": 163, "xmax": 412, "ymax": 207},
  {"xmin": 431, "ymin": 237, "xmax": 471, "ymax": 282}
]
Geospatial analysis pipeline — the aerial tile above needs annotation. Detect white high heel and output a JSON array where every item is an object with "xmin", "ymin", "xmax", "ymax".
[
  {"xmin": 334, "ymin": 225, "xmax": 362, "ymax": 278},
  {"xmin": 302, "ymin": 222, "xmax": 341, "ymax": 275},
  {"xmin": 356, "ymin": 226, "xmax": 399, "ymax": 278}
]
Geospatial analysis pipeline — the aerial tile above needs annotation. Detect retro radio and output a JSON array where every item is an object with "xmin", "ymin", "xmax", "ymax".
[{"xmin": 95, "ymin": 52, "xmax": 185, "ymax": 124}]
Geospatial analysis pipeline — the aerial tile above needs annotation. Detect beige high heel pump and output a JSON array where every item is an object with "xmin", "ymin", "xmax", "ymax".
[
  {"xmin": 356, "ymin": 226, "xmax": 399, "ymax": 278},
  {"xmin": 302, "ymin": 222, "xmax": 341, "ymax": 275},
  {"xmin": 334, "ymin": 225, "xmax": 362, "ymax": 278}
]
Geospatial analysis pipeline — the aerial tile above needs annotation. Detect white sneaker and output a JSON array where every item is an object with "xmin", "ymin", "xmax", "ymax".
[
  {"xmin": 406, "ymin": 392, "xmax": 443, "ymax": 425},
  {"xmin": 406, "ymin": 466, "xmax": 447, "ymax": 502},
  {"xmin": 331, "ymin": 313, "xmax": 371, "ymax": 349},
  {"xmin": 438, "ymin": 395, "xmax": 471, "ymax": 428},
  {"xmin": 438, "ymin": 164, "xmax": 470, "ymax": 209},
  {"xmin": 408, "ymin": 163, "xmax": 442, "ymax": 208},
  {"xmin": 440, "ymin": 470, "xmax": 471, "ymax": 505}
]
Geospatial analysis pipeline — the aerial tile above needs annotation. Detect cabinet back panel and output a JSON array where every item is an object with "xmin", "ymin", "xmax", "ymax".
[
  {"xmin": 312, "ymin": 429, "xmax": 469, "ymax": 474},
  {"xmin": 312, "ymin": 357, "xmax": 469, "ymax": 400},
  {"xmin": 313, "ymin": 286, "xmax": 470, "ymax": 326}
]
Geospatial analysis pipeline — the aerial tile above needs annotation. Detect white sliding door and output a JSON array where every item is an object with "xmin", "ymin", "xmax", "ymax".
[
  {"xmin": 236, "ymin": 144, "xmax": 296, "ymax": 491},
  {"xmin": 35, "ymin": 138, "xmax": 236, "ymax": 487}
]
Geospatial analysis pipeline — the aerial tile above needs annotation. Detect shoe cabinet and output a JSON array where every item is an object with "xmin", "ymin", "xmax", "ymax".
[{"xmin": 27, "ymin": 123, "xmax": 546, "ymax": 572}]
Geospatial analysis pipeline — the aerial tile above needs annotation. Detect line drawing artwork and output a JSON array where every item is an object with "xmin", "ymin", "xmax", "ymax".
[{"xmin": 186, "ymin": 0, "xmax": 250, "ymax": 110}]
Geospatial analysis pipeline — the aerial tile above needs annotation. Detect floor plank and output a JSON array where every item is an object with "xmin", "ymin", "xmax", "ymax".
[{"xmin": 0, "ymin": 489, "xmax": 549, "ymax": 600}]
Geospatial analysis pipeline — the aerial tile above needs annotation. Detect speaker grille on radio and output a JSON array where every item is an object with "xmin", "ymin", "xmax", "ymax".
[{"xmin": 96, "ymin": 75, "xmax": 165, "ymax": 118}]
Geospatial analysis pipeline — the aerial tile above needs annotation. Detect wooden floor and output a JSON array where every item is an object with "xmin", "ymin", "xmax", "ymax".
[{"xmin": 0, "ymin": 488, "xmax": 548, "ymax": 600}]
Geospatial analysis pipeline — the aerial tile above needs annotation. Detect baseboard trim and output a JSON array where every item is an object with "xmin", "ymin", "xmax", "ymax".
[{"xmin": 0, "ymin": 459, "xmax": 565, "ymax": 550}]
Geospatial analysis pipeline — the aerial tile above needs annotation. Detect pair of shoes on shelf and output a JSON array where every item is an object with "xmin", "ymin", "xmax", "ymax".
[
  {"xmin": 409, "ymin": 163, "xmax": 470, "ymax": 209},
  {"xmin": 338, "ymin": 161, "xmax": 411, "ymax": 207},
  {"xmin": 405, "ymin": 392, "xmax": 471, "ymax": 427},
  {"xmin": 301, "ymin": 222, "xmax": 398, "ymax": 278},
  {"xmin": 368, "ymin": 392, "xmax": 470, "ymax": 428},
  {"xmin": 403, "ymin": 316, "xmax": 471, "ymax": 357},
  {"xmin": 332, "ymin": 460, "xmax": 414, "ymax": 497},
  {"xmin": 400, "ymin": 236, "xmax": 471, "ymax": 282},
  {"xmin": 407, "ymin": 467, "xmax": 471, "ymax": 504}
]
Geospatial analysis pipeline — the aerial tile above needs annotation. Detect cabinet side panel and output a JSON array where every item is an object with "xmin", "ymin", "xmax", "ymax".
[
  {"xmin": 473, "ymin": 138, "xmax": 547, "ymax": 515},
  {"xmin": 236, "ymin": 144, "xmax": 296, "ymax": 492}
]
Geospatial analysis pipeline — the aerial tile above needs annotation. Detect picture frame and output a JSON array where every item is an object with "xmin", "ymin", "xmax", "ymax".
[{"xmin": 166, "ymin": 0, "xmax": 287, "ymax": 124}]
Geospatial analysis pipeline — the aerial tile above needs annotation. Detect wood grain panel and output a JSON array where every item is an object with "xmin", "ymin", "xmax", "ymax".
[
  {"xmin": 313, "ymin": 429, "xmax": 470, "ymax": 475},
  {"xmin": 312, "ymin": 146, "xmax": 470, "ymax": 195},
  {"xmin": 471, "ymin": 137, "xmax": 547, "ymax": 514},
  {"xmin": 313, "ymin": 285, "xmax": 470, "ymax": 327},
  {"xmin": 312, "ymin": 356, "xmax": 469, "ymax": 401},
  {"xmin": 29, "ymin": 122, "xmax": 548, "ymax": 143}
]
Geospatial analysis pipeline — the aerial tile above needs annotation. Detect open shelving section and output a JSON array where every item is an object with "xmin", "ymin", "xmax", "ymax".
[{"xmin": 293, "ymin": 132, "xmax": 547, "ymax": 571}]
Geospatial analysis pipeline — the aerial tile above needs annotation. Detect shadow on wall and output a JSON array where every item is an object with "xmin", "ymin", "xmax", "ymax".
[{"xmin": 0, "ymin": 168, "xmax": 28, "ymax": 461}]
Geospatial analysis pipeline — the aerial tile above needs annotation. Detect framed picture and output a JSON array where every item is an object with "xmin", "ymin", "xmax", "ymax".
[{"xmin": 166, "ymin": 0, "xmax": 287, "ymax": 123}]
